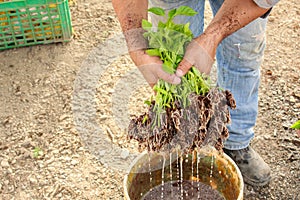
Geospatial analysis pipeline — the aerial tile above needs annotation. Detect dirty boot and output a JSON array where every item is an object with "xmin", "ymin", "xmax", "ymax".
[{"xmin": 223, "ymin": 146, "xmax": 271, "ymax": 186}]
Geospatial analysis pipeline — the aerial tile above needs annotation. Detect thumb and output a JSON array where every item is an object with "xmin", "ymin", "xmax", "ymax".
[{"xmin": 176, "ymin": 58, "xmax": 193, "ymax": 77}]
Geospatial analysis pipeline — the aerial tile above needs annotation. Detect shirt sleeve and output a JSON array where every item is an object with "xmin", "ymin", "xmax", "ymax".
[{"xmin": 253, "ymin": 0, "xmax": 280, "ymax": 9}]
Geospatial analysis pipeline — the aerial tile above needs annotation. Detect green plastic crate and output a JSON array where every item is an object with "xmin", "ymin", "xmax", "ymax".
[{"xmin": 0, "ymin": 0, "xmax": 72, "ymax": 50}]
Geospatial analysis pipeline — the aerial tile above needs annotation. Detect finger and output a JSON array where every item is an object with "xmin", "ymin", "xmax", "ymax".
[
  {"xmin": 176, "ymin": 58, "xmax": 193, "ymax": 77},
  {"xmin": 184, "ymin": 40, "xmax": 214, "ymax": 74},
  {"xmin": 162, "ymin": 74, "xmax": 181, "ymax": 85},
  {"xmin": 138, "ymin": 64, "xmax": 159, "ymax": 86},
  {"xmin": 156, "ymin": 67, "xmax": 181, "ymax": 85}
]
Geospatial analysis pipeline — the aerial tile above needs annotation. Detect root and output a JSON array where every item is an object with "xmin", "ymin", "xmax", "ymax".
[{"xmin": 128, "ymin": 89, "xmax": 236, "ymax": 153}]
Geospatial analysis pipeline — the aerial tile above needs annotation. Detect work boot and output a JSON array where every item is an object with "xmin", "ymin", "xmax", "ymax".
[{"xmin": 223, "ymin": 146, "xmax": 271, "ymax": 186}]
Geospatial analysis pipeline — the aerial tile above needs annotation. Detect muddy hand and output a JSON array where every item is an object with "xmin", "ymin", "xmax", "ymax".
[
  {"xmin": 130, "ymin": 50, "xmax": 181, "ymax": 87},
  {"xmin": 138, "ymin": 63, "xmax": 181, "ymax": 87},
  {"xmin": 176, "ymin": 40, "xmax": 214, "ymax": 77}
]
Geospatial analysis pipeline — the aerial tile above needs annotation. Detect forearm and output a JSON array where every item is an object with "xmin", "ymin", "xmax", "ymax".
[
  {"xmin": 112, "ymin": 0, "xmax": 149, "ymax": 63},
  {"xmin": 199, "ymin": 0, "xmax": 270, "ymax": 48},
  {"xmin": 111, "ymin": 0, "xmax": 148, "ymax": 31}
]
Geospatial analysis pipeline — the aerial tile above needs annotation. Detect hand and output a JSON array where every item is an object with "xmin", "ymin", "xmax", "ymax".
[
  {"xmin": 176, "ymin": 37, "xmax": 215, "ymax": 77},
  {"xmin": 130, "ymin": 50, "xmax": 181, "ymax": 87}
]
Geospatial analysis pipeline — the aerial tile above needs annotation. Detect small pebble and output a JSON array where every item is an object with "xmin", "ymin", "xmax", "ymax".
[
  {"xmin": 120, "ymin": 149, "xmax": 129, "ymax": 159},
  {"xmin": 71, "ymin": 160, "xmax": 79, "ymax": 165},
  {"xmin": 1, "ymin": 159, "xmax": 10, "ymax": 168}
]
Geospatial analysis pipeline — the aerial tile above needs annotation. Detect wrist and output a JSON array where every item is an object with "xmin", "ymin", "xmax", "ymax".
[
  {"xmin": 124, "ymin": 29, "xmax": 148, "ymax": 53},
  {"xmin": 193, "ymin": 31, "xmax": 220, "ymax": 59},
  {"xmin": 201, "ymin": 22, "xmax": 226, "ymax": 46},
  {"xmin": 129, "ymin": 50, "xmax": 147, "ymax": 66}
]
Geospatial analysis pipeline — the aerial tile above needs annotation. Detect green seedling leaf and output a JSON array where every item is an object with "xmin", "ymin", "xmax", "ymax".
[
  {"xmin": 164, "ymin": 103, "xmax": 171, "ymax": 108},
  {"xmin": 144, "ymin": 100, "xmax": 152, "ymax": 106},
  {"xmin": 192, "ymin": 67, "xmax": 201, "ymax": 77},
  {"xmin": 162, "ymin": 61, "xmax": 175, "ymax": 74},
  {"xmin": 175, "ymin": 6, "xmax": 198, "ymax": 16},
  {"xmin": 154, "ymin": 86, "xmax": 169, "ymax": 96},
  {"xmin": 168, "ymin": 8, "xmax": 177, "ymax": 20},
  {"xmin": 146, "ymin": 49, "xmax": 160, "ymax": 56},
  {"xmin": 148, "ymin": 7, "xmax": 165, "ymax": 16},
  {"xmin": 142, "ymin": 19, "xmax": 152, "ymax": 31},
  {"xmin": 176, "ymin": 55, "xmax": 183, "ymax": 63},
  {"xmin": 143, "ymin": 32, "xmax": 151, "ymax": 40},
  {"xmin": 183, "ymin": 22, "xmax": 193, "ymax": 36},
  {"xmin": 33, "ymin": 147, "xmax": 42, "ymax": 158},
  {"xmin": 164, "ymin": 81, "xmax": 170, "ymax": 91},
  {"xmin": 148, "ymin": 34, "xmax": 162, "ymax": 49},
  {"xmin": 158, "ymin": 21, "xmax": 166, "ymax": 29},
  {"xmin": 290, "ymin": 120, "xmax": 300, "ymax": 130},
  {"xmin": 166, "ymin": 21, "xmax": 183, "ymax": 33},
  {"xmin": 142, "ymin": 115, "xmax": 148, "ymax": 124}
]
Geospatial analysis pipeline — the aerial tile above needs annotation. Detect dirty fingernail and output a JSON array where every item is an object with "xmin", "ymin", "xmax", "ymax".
[{"xmin": 176, "ymin": 69, "xmax": 184, "ymax": 77}]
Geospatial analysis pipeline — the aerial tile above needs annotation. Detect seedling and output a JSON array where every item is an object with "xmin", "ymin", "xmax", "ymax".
[
  {"xmin": 142, "ymin": 6, "xmax": 211, "ymax": 127},
  {"xmin": 290, "ymin": 120, "xmax": 300, "ymax": 130},
  {"xmin": 128, "ymin": 6, "xmax": 235, "ymax": 153},
  {"xmin": 33, "ymin": 147, "xmax": 42, "ymax": 158}
]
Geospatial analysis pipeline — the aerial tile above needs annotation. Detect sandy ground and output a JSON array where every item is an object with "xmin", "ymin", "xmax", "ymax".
[{"xmin": 0, "ymin": 0, "xmax": 299, "ymax": 199}]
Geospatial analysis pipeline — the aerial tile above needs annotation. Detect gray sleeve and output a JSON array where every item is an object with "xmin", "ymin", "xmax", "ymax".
[{"xmin": 253, "ymin": 0, "xmax": 280, "ymax": 9}]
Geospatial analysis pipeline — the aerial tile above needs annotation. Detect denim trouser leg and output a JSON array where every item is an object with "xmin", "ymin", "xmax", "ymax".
[
  {"xmin": 148, "ymin": 0, "xmax": 205, "ymax": 37},
  {"xmin": 209, "ymin": 0, "xmax": 268, "ymax": 150},
  {"xmin": 148, "ymin": 0, "xmax": 268, "ymax": 150}
]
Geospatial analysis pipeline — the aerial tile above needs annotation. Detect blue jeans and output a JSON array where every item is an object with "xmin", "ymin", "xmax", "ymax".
[{"xmin": 149, "ymin": 0, "xmax": 268, "ymax": 150}]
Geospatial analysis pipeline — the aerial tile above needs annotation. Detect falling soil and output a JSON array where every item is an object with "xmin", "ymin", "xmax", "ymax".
[
  {"xmin": 141, "ymin": 180, "xmax": 224, "ymax": 200},
  {"xmin": 128, "ymin": 89, "xmax": 236, "ymax": 153}
]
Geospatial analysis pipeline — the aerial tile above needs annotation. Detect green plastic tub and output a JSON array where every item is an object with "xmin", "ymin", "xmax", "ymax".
[{"xmin": 0, "ymin": 0, "xmax": 72, "ymax": 50}]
